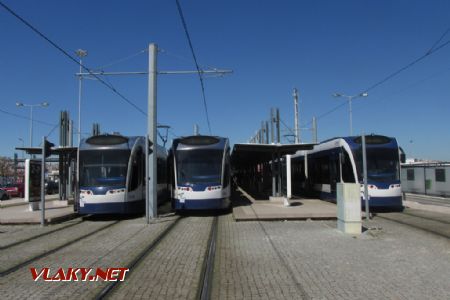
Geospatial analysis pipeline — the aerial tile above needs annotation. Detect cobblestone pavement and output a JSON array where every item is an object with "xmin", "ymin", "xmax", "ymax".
[
  {"xmin": 1, "ymin": 211, "xmax": 449, "ymax": 300},
  {"xmin": 0, "ymin": 217, "xmax": 83, "ymax": 249},
  {"xmin": 212, "ymin": 214, "xmax": 308, "ymax": 300},
  {"xmin": 0, "ymin": 218, "xmax": 120, "ymax": 274},
  {"xmin": 377, "ymin": 209, "xmax": 450, "ymax": 238},
  {"xmin": 212, "ymin": 214, "xmax": 450, "ymax": 300},
  {"xmin": 110, "ymin": 216, "xmax": 213, "ymax": 300},
  {"xmin": 0, "ymin": 215, "xmax": 179, "ymax": 299}
]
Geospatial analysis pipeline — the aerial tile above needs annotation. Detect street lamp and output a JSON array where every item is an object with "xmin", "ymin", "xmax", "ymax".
[
  {"xmin": 332, "ymin": 92, "xmax": 368, "ymax": 136},
  {"xmin": 75, "ymin": 49, "xmax": 88, "ymax": 145},
  {"xmin": 16, "ymin": 101, "xmax": 49, "ymax": 148},
  {"xmin": 18, "ymin": 138, "xmax": 24, "ymax": 158}
]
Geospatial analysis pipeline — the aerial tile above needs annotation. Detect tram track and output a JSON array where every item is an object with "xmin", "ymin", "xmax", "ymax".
[
  {"xmin": 375, "ymin": 211, "xmax": 450, "ymax": 239},
  {"xmin": 401, "ymin": 210, "xmax": 450, "ymax": 225},
  {"xmin": 0, "ymin": 219, "xmax": 121, "ymax": 277},
  {"xmin": 197, "ymin": 216, "xmax": 218, "ymax": 300},
  {"xmin": 240, "ymin": 187, "xmax": 311, "ymax": 300},
  {"xmin": 96, "ymin": 215, "xmax": 219, "ymax": 300},
  {"xmin": 0, "ymin": 217, "xmax": 85, "ymax": 251},
  {"xmin": 95, "ymin": 216, "xmax": 183, "ymax": 299}
]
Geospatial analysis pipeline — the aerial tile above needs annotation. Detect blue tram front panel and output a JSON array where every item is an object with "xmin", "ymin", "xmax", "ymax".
[
  {"xmin": 79, "ymin": 186, "xmax": 144, "ymax": 214},
  {"xmin": 172, "ymin": 184, "xmax": 230, "ymax": 210}
]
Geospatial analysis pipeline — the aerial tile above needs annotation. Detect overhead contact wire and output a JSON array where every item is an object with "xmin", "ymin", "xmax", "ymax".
[
  {"xmin": 175, "ymin": 0, "xmax": 212, "ymax": 135},
  {"xmin": 0, "ymin": 1, "xmax": 147, "ymax": 117}
]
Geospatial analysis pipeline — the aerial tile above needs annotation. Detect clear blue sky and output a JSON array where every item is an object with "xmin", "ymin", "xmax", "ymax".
[{"xmin": 1, "ymin": 0, "xmax": 449, "ymax": 160}]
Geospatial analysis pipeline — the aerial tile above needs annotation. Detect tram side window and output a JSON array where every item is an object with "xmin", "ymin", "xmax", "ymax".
[
  {"xmin": 320, "ymin": 157, "xmax": 330, "ymax": 183},
  {"xmin": 223, "ymin": 152, "xmax": 230, "ymax": 188},
  {"xmin": 312, "ymin": 156, "xmax": 330, "ymax": 184},
  {"xmin": 341, "ymin": 151, "xmax": 355, "ymax": 183},
  {"xmin": 407, "ymin": 169, "xmax": 415, "ymax": 181},
  {"xmin": 157, "ymin": 158, "xmax": 166, "ymax": 184},
  {"xmin": 129, "ymin": 150, "xmax": 142, "ymax": 191},
  {"xmin": 435, "ymin": 169, "xmax": 446, "ymax": 182}
]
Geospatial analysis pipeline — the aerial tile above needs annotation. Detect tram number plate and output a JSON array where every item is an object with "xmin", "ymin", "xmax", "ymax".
[{"xmin": 178, "ymin": 192, "xmax": 185, "ymax": 203}]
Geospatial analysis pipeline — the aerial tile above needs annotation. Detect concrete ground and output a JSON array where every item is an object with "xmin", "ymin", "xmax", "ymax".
[
  {"xmin": 0, "ymin": 195, "xmax": 76, "ymax": 224},
  {"xmin": 0, "ymin": 191, "xmax": 449, "ymax": 299},
  {"xmin": 232, "ymin": 188, "xmax": 337, "ymax": 221}
]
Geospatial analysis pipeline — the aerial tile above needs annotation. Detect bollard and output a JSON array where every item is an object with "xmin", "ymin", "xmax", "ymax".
[{"xmin": 337, "ymin": 183, "xmax": 362, "ymax": 235}]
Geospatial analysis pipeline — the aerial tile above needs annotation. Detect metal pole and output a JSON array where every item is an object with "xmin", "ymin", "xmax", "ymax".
[
  {"xmin": 78, "ymin": 58, "xmax": 83, "ymax": 146},
  {"xmin": 147, "ymin": 43, "xmax": 158, "ymax": 220},
  {"xmin": 312, "ymin": 116, "xmax": 317, "ymax": 143},
  {"xmin": 68, "ymin": 119, "xmax": 73, "ymax": 200},
  {"xmin": 293, "ymin": 88, "xmax": 299, "ymax": 144},
  {"xmin": 286, "ymin": 155, "xmax": 292, "ymax": 199},
  {"xmin": 271, "ymin": 153, "xmax": 276, "ymax": 197},
  {"xmin": 29, "ymin": 106, "xmax": 33, "ymax": 148},
  {"xmin": 362, "ymin": 134, "xmax": 369, "ymax": 220},
  {"xmin": 349, "ymin": 97, "xmax": 353, "ymax": 136},
  {"xmin": 194, "ymin": 124, "xmax": 199, "ymax": 136},
  {"xmin": 270, "ymin": 108, "xmax": 274, "ymax": 143},
  {"xmin": 261, "ymin": 121, "xmax": 265, "ymax": 144},
  {"xmin": 265, "ymin": 121, "xmax": 269, "ymax": 145},
  {"xmin": 41, "ymin": 136, "xmax": 46, "ymax": 226},
  {"xmin": 276, "ymin": 108, "xmax": 280, "ymax": 144},
  {"xmin": 277, "ymin": 150, "xmax": 282, "ymax": 196},
  {"xmin": 75, "ymin": 52, "xmax": 85, "ymax": 214}
]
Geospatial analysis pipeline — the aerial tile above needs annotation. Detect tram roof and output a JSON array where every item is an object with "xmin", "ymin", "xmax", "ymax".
[{"xmin": 231, "ymin": 143, "xmax": 315, "ymax": 166}]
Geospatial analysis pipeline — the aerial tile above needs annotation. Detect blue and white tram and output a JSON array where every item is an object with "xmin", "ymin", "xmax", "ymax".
[
  {"xmin": 78, "ymin": 134, "xmax": 168, "ymax": 214},
  {"xmin": 291, "ymin": 134, "xmax": 403, "ymax": 210},
  {"xmin": 169, "ymin": 135, "xmax": 231, "ymax": 210}
]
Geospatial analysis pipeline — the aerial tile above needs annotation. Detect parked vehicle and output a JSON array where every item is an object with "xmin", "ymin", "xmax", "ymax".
[
  {"xmin": 1, "ymin": 183, "xmax": 24, "ymax": 198},
  {"xmin": 289, "ymin": 134, "xmax": 403, "ymax": 211},
  {"xmin": 45, "ymin": 181, "xmax": 59, "ymax": 195},
  {"xmin": 77, "ymin": 134, "xmax": 168, "ymax": 214},
  {"xmin": 0, "ymin": 189, "xmax": 10, "ymax": 200},
  {"xmin": 169, "ymin": 135, "xmax": 231, "ymax": 211}
]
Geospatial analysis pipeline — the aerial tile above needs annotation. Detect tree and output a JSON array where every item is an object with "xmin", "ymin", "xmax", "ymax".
[{"xmin": 0, "ymin": 156, "xmax": 14, "ymax": 183}]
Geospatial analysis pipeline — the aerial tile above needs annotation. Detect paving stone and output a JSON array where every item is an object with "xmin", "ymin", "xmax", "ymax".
[
  {"xmin": 0, "ymin": 216, "xmax": 179, "ymax": 299},
  {"xmin": 110, "ymin": 216, "xmax": 213, "ymax": 300}
]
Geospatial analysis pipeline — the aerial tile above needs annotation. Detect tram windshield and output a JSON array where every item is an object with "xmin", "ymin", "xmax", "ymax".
[
  {"xmin": 353, "ymin": 148, "xmax": 400, "ymax": 182},
  {"xmin": 176, "ymin": 149, "xmax": 223, "ymax": 185},
  {"xmin": 79, "ymin": 150, "xmax": 130, "ymax": 187}
]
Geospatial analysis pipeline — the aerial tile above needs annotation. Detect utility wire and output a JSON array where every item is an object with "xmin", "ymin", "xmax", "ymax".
[
  {"xmin": 301, "ymin": 30, "xmax": 450, "ymax": 128},
  {"xmin": 0, "ymin": 108, "xmax": 55, "ymax": 126},
  {"xmin": 169, "ymin": 128, "xmax": 180, "ymax": 138},
  {"xmin": 362, "ymin": 38, "xmax": 450, "ymax": 93},
  {"xmin": 45, "ymin": 123, "xmax": 59, "ymax": 139},
  {"xmin": 93, "ymin": 48, "xmax": 147, "ymax": 71},
  {"xmin": 427, "ymin": 27, "xmax": 450, "ymax": 54},
  {"xmin": 0, "ymin": 1, "xmax": 147, "ymax": 117},
  {"xmin": 279, "ymin": 118, "xmax": 295, "ymax": 136},
  {"xmin": 160, "ymin": 48, "xmax": 218, "ymax": 73},
  {"xmin": 175, "ymin": 0, "xmax": 212, "ymax": 135}
]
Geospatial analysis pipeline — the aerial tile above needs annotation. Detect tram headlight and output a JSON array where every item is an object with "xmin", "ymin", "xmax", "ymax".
[
  {"xmin": 206, "ymin": 186, "xmax": 221, "ymax": 191},
  {"xmin": 178, "ymin": 187, "xmax": 192, "ymax": 192},
  {"xmin": 107, "ymin": 189, "xmax": 126, "ymax": 194},
  {"xmin": 389, "ymin": 184, "xmax": 401, "ymax": 189},
  {"xmin": 80, "ymin": 190, "xmax": 92, "ymax": 195}
]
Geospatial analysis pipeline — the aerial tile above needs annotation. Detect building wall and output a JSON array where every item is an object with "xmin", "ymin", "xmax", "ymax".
[{"xmin": 401, "ymin": 165, "xmax": 450, "ymax": 197}]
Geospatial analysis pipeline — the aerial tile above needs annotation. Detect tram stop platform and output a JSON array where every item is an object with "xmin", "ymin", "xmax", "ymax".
[
  {"xmin": 0, "ymin": 195, "xmax": 77, "ymax": 224},
  {"xmin": 232, "ymin": 187, "xmax": 337, "ymax": 221}
]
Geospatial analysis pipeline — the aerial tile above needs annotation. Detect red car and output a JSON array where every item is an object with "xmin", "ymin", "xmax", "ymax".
[{"xmin": 1, "ymin": 183, "xmax": 24, "ymax": 198}]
